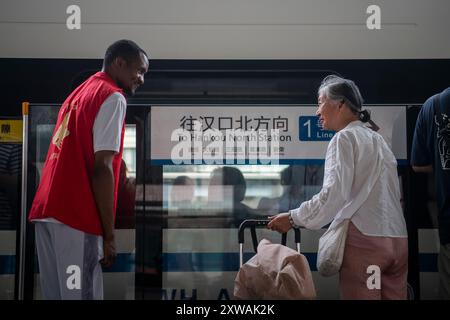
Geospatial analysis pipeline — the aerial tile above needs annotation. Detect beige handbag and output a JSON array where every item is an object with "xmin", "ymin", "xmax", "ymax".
[{"xmin": 316, "ymin": 219, "xmax": 350, "ymax": 277}]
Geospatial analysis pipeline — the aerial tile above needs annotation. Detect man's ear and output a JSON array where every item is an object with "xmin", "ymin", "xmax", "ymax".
[{"xmin": 114, "ymin": 56, "xmax": 127, "ymax": 69}]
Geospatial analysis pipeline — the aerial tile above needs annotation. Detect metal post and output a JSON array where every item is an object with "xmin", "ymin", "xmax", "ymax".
[
  {"xmin": 239, "ymin": 244, "xmax": 243, "ymax": 267},
  {"xmin": 18, "ymin": 102, "xmax": 29, "ymax": 300}
]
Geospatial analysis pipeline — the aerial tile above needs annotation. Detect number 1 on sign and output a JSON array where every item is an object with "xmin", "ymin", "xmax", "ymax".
[{"xmin": 303, "ymin": 119, "xmax": 311, "ymax": 138}]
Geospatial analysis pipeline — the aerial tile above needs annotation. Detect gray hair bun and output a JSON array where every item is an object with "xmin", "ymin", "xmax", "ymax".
[{"xmin": 359, "ymin": 110, "xmax": 371, "ymax": 123}]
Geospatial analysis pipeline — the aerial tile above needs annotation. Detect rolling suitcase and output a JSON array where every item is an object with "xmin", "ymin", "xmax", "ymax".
[{"xmin": 234, "ymin": 219, "xmax": 316, "ymax": 300}]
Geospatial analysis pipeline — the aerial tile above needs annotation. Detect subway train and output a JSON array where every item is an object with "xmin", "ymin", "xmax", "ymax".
[{"xmin": 1, "ymin": 0, "xmax": 450, "ymax": 300}]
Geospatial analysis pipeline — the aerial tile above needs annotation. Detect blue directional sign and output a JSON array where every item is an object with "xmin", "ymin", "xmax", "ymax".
[{"xmin": 299, "ymin": 116, "xmax": 335, "ymax": 141}]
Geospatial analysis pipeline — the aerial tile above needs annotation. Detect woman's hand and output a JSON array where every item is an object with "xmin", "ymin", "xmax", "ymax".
[{"xmin": 267, "ymin": 212, "xmax": 291, "ymax": 233}]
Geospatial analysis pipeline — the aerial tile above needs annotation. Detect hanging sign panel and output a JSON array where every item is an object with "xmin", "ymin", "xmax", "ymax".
[{"xmin": 150, "ymin": 106, "xmax": 406, "ymax": 165}]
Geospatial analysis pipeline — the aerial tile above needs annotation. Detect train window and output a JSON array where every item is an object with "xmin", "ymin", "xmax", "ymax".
[
  {"xmin": 163, "ymin": 164, "xmax": 324, "ymax": 227},
  {"xmin": 162, "ymin": 163, "xmax": 325, "ymax": 299}
]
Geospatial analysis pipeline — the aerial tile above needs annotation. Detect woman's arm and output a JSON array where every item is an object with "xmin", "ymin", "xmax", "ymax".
[{"xmin": 291, "ymin": 133, "xmax": 355, "ymax": 229}]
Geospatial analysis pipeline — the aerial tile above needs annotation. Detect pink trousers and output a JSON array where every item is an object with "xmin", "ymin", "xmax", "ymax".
[{"xmin": 339, "ymin": 222, "xmax": 408, "ymax": 300}]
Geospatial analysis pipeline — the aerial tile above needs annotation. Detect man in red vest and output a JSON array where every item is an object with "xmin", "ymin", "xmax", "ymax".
[{"xmin": 29, "ymin": 39, "xmax": 149, "ymax": 299}]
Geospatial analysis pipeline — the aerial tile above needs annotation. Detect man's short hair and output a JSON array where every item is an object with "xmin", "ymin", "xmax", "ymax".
[{"xmin": 103, "ymin": 39, "xmax": 148, "ymax": 68}]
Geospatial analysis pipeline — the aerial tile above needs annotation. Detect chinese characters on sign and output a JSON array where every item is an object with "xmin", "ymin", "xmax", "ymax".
[
  {"xmin": 174, "ymin": 115, "xmax": 292, "ymax": 164},
  {"xmin": 179, "ymin": 115, "xmax": 289, "ymax": 132}
]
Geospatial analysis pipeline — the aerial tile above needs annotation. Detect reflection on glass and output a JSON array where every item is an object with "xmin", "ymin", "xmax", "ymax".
[
  {"xmin": 162, "ymin": 163, "xmax": 326, "ymax": 299},
  {"xmin": 36, "ymin": 125, "xmax": 55, "ymax": 184},
  {"xmin": 116, "ymin": 159, "xmax": 136, "ymax": 229},
  {"xmin": 0, "ymin": 141, "xmax": 21, "ymax": 299},
  {"xmin": 164, "ymin": 164, "xmax": 324, "ymax": 223},
  {"xmin": 123, "ymin": 125, "xmax": 136, "ymax": 178},
  {"xmin": 112, "ymin": 125, "xmax": 136, "ymax": 299},
  {"xmin": 169, "ymin": 176, "xmax": 195, "ymax": 212}
]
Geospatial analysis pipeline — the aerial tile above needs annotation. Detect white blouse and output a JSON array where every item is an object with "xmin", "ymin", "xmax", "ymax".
[{"xmin": 290, "ymin": 120, "xmax": 407, "ymax": 237}]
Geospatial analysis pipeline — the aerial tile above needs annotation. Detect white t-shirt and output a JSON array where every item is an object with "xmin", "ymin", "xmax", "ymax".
[
  {"xmin": 93, "ymin": 92, "xmax": 127, "ymax": 153},
  {"xmin": 35, "ymin": 92, "xmax": 127, "ymax": 225}
]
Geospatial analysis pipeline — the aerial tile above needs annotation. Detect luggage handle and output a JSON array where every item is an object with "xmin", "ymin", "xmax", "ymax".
[
  {"xmin": 238, "ymin": 219, "xmax": 301, "ymax": 267},
  {"xmin": 238, "ymin": 219, "xmax": 301, "ymax": 251}
]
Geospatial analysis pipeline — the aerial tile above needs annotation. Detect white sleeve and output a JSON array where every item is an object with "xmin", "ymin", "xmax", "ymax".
[
  {"xmin": 93, "ymin": 92, "xmax": 127, "ymax": 153},
  {"xmin": 290, "ymin": 132, "xmax": 355, "ymax": 229}
]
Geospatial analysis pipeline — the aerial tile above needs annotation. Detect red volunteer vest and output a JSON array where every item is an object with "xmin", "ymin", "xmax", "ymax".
[{"xmin": 29, "ymin": 72, "xmax": 125, "ymax": 235}]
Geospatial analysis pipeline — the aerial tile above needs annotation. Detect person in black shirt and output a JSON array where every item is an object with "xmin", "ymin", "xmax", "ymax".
[{"xmin": 411, "ymin": 87, "xmax": 450, "ymax": 299}]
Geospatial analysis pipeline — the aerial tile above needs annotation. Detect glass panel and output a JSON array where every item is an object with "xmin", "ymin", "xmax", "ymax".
[
  {"xmin": 0, "ymin": 138, "xmax": 22, "ymax": 299},
  {"xmin": 108, "ymin": 124, "xmax": 136, "ymax": 299},
  {"xmin": 123, "ymin": 125, "xmax": 136, "ymax": 178},
  {"xmin": 28, "ymin": 105, "xmax": 59, "ymax": 300},
  {"xmin": 35, "ymin": 124, "xmax": 54, "ymax": 184},
  {"xmin": 162, "ymin": 164, "xmax": 324, "ymax": 300}
]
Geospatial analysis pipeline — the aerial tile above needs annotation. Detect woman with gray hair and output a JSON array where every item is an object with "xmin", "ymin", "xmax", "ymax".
[{"xmin": 268, "ymin": 75, "xmax": 408, "ymax": 299}]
